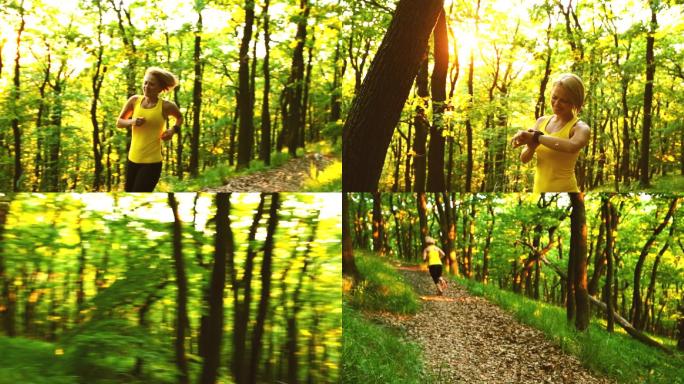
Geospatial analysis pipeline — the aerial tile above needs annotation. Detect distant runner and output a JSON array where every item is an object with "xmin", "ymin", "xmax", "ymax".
[{"xmin": 423, "ymin": 236, "xmax": 447, "ymax": 295}]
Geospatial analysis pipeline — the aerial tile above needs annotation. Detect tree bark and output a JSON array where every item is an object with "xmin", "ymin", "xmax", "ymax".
[
  {"xmin": 342, "ymin": 0, "xmax": 444, "ymax": 191},
  {"xmin": 11, "ymin": 1, "xmax": 25, "ymax": 191},
  {"xmin": 569, "ymin": 193, "xmax": 589, "ymax": 331},
  {"xmin": 190, "ymin": 11, "xmax": 203, "ymax": 176},
  {"xmin": 168, "ymin": 193, "xmax": 189, "ymax": 384},
  {"xmin": 199, "ymin": 193, "xmax": 232, "ymax": 384},
  {"xmin": 247, "ymin": 194, "xmax": 279, "ymax": 383},
  {"xmin": 342, "ymin": 193, "xmax": 358, "ymax": 278},
  {"xmin": 259, "ymin": 0, "xmax": 272, "ymax": 165},
  {"xmin": 639, "ymin": 1, "xmax": 657, "ymax": 188},
  {"xmin": 236, "ymin": 0, "xmax": 255, "ymax": 169},
  {"xmin": 427, "ymin": 9, "xmax": 448, "ymax": 191},
  {"xmin": 284, "ymin": 0, "xmax": 310, "ymax": 158},
  {"xmin": 412, "ymin": 54, "xmax": 429, "ymax": 192}
]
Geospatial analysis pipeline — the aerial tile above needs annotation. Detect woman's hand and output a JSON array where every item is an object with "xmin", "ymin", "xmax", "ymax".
[
  {"xmin": 133, "ymin": 117, "xmax": 146, "ymax": 127},
  {"xmin": 511, "ymin": 130, "xmax": 534, "ymax": 148},
  {"xmin": 161, "ymin": 129, "xmax": 174, "ymax": 141}
]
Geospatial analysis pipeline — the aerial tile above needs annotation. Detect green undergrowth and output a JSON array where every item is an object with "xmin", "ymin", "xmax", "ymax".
[
  {"xmin": 0, "ymin": 336, "xmax": 75, "ymax": 384},
  {"xmin": 343, "ymin": 252, "xmax": 428, "ymax": 383},
  {"xmin": 159, "ymin": 151, "xmax": 291, "ymax": 191},
  {"xmin": 593, "ymin": 174, "xmax": 684, "ymax": 192},
  {"xmin": 347, "ymin": 251, "xmax": 419, "ymax": 314},
  {"xmin": 302, "ymin": 160, "xmax": 341, "ymax": 191},
  {"xmin": 342, "ymin": 304, "xmax": 429, "ymax": 384},
  {"xmin": 453, "ymin": 276, "xmax": 684, "ymax": 384}
]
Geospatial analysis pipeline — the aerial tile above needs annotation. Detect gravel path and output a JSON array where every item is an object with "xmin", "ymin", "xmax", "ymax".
[
  {"xmin": 375, "ymin": 266, "xmax": 613, "ymax": 384},
  {"xmin": 203, "ymin": 153, "xmax": 335, "ymax": 192}
]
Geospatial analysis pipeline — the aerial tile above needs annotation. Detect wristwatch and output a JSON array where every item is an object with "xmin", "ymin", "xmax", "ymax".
[
  {"xmin": 172, "ymin": 125, "xmax": 181, "ymax": 134},
  {"xmin": 533, "ymin": 130, "xmax": 544, "ymax": 144}
]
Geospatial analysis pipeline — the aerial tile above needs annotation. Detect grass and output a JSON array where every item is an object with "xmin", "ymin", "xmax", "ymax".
[
  {"xmin": 453, "ymin": 276, "xmax": 684, "ymax": 384},
  {"xmin": 347, "ymin": 251, "xmax": 420, "ymax": 314},
  {"xmin": 342, "ymin": 304, "xmax": 428, "ymax": 384},
  {"xmin": 302, "ymin": 160, "xmax": 341, "ymax": 191},
  {"xmin": 592, "ymin": 174, "xmax": 684, "ymax": 192},
  {"xmin": 0, "ymin": 336, "xmax": 76, "ymax": 384},
  {"xmin": 342, "ymin": 252, "xmax": 429, "ymax": 383}
]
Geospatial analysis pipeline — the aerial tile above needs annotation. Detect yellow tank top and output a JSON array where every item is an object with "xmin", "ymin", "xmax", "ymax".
[
  {"xmin": 128, "ymin": 96, "xmax": 165, "ymax": 163},
  {"xmin": 427, "ymin": 246, "xmax": 442, "ymax": 266},
  {"xmin": 533, "ymin": 115, "xmax": 580, "ymax": 193}
]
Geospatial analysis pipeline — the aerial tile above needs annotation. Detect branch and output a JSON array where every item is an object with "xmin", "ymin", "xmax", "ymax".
[{"xmin": 539, "ymin": 256, "xmax": 673, "ymax": 355}]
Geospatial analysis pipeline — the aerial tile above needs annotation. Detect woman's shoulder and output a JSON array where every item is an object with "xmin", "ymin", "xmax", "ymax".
[{"xmin": 573, "ymin": 119, "xmax": 590, "ymax": 133}]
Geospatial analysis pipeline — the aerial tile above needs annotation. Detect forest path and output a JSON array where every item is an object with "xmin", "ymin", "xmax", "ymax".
[
  {"xmin": 375, "ymin": 266, "xmax": 613, "ymax": 383},
  {"xmin": 203, "ymin": 152, "xmax": 335, "ymax": 192}
]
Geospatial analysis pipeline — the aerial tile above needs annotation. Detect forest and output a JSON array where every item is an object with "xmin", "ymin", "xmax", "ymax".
[
  {"xmin": 345, "ymin": 192, "xmax": 684, "ymax": 350},
  {"xmin": 0, "ymin": 0, "xmax": 350, "ymax": 192},
  {"xmin": 0, "ymin": 192, "xmax": 341, "ymax": 383},
  {"xmin": 342, "ymin": 0, "xmax": 684, "ymax": 192}
]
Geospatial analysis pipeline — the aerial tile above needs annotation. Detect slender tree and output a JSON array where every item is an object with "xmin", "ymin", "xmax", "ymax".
[{"xmin": 168, "ymin": 193, "xmax": 189, "ymax": 384}]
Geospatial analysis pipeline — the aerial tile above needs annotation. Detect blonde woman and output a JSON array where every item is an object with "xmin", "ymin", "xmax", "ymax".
[
  {"xmin": 422, "ymin": 236, "xmax": 447, "ymax": 295},
  {"xmin": 511, "ymin": 74, "xmax": 591, "ymax": 193},
  {"xmin": 117, "ymin": 67, "xmax": 183, "ymax": 192}
]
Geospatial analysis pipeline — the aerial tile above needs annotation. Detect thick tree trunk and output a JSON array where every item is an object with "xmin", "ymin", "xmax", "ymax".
[
  {"xmin": 168, "ymin": 193, "xmax": 189, "ymax": 384},
  {"xmin": 199, "ymin": 194, "xmax": 232, "ymax": 384},
  {"xmin": 236, "ymin": 0, "xmax": 255, "ymax": 169},
  {"xmin": 342, "ymin": 0, "xmax": 444, "ymax": 191},
  {"xmin": 569, "ymin": 193, "xmax": 589, "ymax": 331},
  {"xmin": 342, "ymin": 193, "xmax": 358, "ymax": 278},
  {"xmin": 427, "ymin": 9, "xmax": 448, "ymax": 191}
]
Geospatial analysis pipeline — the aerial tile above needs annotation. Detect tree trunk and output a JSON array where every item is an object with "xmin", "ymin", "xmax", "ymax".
[
  {"xmin": 342, "ymin": 193, "xmax": 358, "ymax": 279},
  {"xmin": 168, "ymin": 193, "xmax": 189, "ymax": 384},
  {"xmin": 342, "ymin": 0, "xmax": 444, "ymax": 191},
  {"xmin": 569, "ymin": 192, "xmax": 589, "ymax": 331},
  {"xmin": 91, "ymin": 3, "xmax": 105, "ymax": 191},
  {"xmin": 199, "ymin": 194, "xmax": 232, "ymax": 384},
  {"xmin": 372, "ymin": 192, "xmax": 385, "ymax": 255},
  {"xmin": 259, "ymin": 0, "xmax": 272, "ymax": 165},
  {"xmin": 639, "ymin": 2, "xmax": 657, "ymax": 188},
  {"xmin": 247, "ymin": 194, "xmax": 279, "ymax": 383},
  {"xmin": 232, "ymin": 196, "xmax": 266, "ymax": 383},
  {"xmin": 417, "ymin": 192, "xmax": 428, "ymax": 253},
  {"xmin": 631, "ymin": 198, "xmax": 678, "ymax": 329},
  {"xmin": 190, "ymin": 11, "xmax": 203, "ymax": 176},
  {"xmin": 427, "ymin": 9, "xmax": 447, "ymax": 191},
  {"xmin": 11, "ymin": 1, "xmax": 25, "ymax": 191},
  {"xmin": 412, "ymin": 55, "xmax": 429, "ymax": 192},
  {"xmin": 284, "ymin": 0, "xmax": 310, "ymax": 158},
  {"xmin": 236, "ymin": 0, "xmax": 255, "ymax": 169}
]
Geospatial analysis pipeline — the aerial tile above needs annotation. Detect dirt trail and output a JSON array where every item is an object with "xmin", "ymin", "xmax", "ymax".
[
  {"xmin": 203, "ymin": 153, "xmax": 335, "ymax": 192},
  {"xmin": 374, "ymin": 267, "xmax": 613, "ymax": 383}
]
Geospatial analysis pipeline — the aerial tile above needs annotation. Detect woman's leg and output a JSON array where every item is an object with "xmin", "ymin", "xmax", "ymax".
[
  {"xmin": 125, "ymin": 160, "xmax": 141, "ymax": 192},
  {"xmin": 131, "ymin": 162, "xmax": 162, "ymax": 192}
]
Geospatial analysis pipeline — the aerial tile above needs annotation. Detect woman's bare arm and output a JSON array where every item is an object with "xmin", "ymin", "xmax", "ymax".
[{"xmin": 116, "ymin": 96, "xmax": 139, "ymax": 128}]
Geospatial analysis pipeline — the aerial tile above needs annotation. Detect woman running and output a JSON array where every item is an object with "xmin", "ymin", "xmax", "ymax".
[
  {"xmin": 423, "ymin": 236, "xmax": 447, "ymax": 295},
  {"xmin": 117, "ymin": 67, "xmax": 183, "ymax": 192}
]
